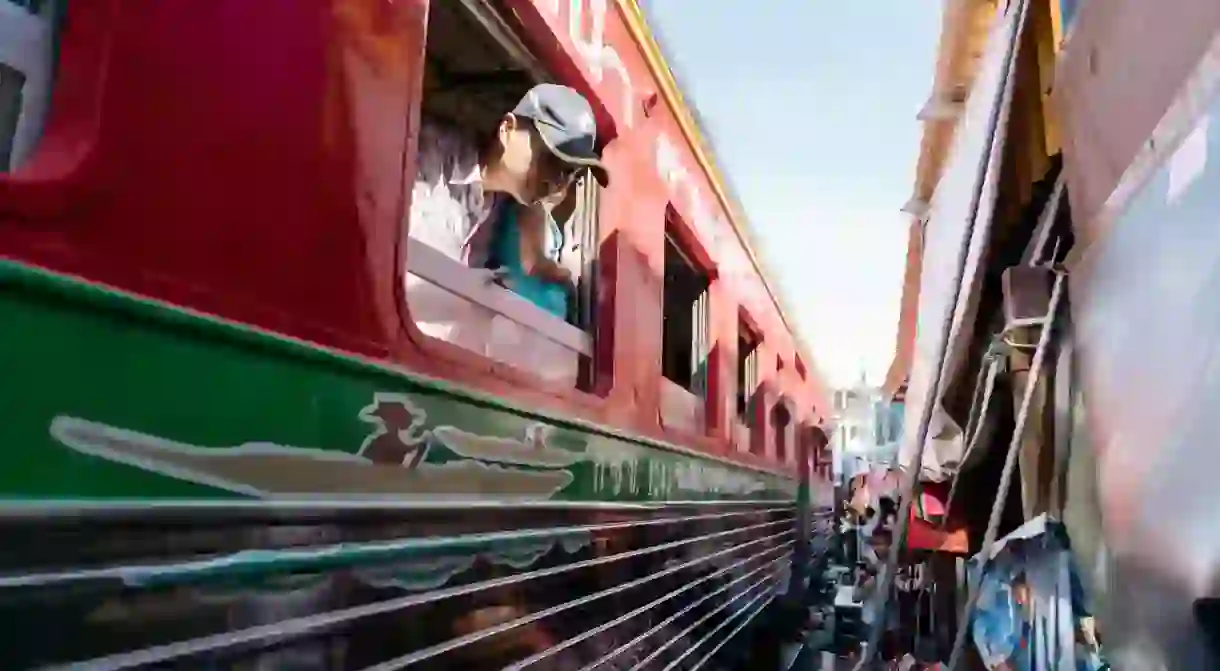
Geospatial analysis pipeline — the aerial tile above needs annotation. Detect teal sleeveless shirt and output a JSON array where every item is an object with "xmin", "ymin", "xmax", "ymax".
[{"xmin": 491, "ymin": 205, "xmax": 569, "ymax": 320}]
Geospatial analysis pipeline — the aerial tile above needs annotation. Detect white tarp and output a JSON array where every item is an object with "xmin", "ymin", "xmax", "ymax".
[{"xmin": 900, "ymin": 0, "xmax": 1028, "ymax": 482}]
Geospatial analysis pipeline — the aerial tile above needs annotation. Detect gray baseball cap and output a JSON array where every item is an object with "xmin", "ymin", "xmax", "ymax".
[{"xmin": 512, "ymin": 83, "xmax": 610, "ymax": 187}]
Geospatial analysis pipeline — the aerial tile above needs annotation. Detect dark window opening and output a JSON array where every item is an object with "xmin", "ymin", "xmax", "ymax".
[
  {"xmin": 1, "ymin": 0, "xmax": 64, "ymax": 172},
  {"xmin": 772, "ymin": 401, "xmax": 792, "ymax": 461},
  {"xmin": 0, "ymin": 63, "xmax": 24, "ymax": 171},
  {"xmin": 661, "ymin": 230, "xmax": 711, "ymax": 395},
  {"xmin": 420, "ymin": 1, "xmax": 539, "ymax": 133},
  {"xmin": 737, "ymin": 321, "xmax": 760, "ymax": 426}
]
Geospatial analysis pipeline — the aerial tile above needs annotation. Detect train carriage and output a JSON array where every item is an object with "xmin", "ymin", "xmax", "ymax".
[{"xmin": 0, "ymin": 0, "xmax": 832, "ymax": 667}]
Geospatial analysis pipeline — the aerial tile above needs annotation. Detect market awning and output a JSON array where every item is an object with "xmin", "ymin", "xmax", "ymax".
[
  {"xmin": 899, "ymin": 0, "xmax": 1030, "ymax": 482},
  {"xmin": 848, "ymin": 469, "xmax": 969, "ymax": 553},
  {"xmin": 907, "ymin": 481, "xmax": 969, "ymax": 553}
]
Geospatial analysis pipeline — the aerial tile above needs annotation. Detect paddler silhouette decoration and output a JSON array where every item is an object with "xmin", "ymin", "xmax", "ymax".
[{"xmin": 358, "ymin": 398, "xmax": 431, "ymax": 468}]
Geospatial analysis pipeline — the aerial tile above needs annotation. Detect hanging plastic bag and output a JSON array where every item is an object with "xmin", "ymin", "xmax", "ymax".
[{"xmin": 968, "ymin": 516, "xmax": 1109, "ymax": 670}]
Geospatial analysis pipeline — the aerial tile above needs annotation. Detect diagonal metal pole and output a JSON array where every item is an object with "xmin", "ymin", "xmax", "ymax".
[
  {"xmin": 851, "ymin": 0, "xmax": 1031, "ymax": 666},
  {"xmin": 939, "ymin": 175, "xmax": 1065, "ymax": 528},
  {"xmin": 944, "ymin": 269, "xmax": 1066, "ymax": 669}
]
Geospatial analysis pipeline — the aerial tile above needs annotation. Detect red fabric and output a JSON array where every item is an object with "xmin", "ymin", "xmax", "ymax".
[
  {"xmin": 906, "ymin": 479, "xmax": 967, "ymax": 552},
  {"xmin": 918, "ymin": 481, "xmax": 949, "ymax": 519}
]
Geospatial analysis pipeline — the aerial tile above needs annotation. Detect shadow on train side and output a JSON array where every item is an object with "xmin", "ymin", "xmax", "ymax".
[{"xmin": 0, "ymin": 503, "xmax": 793, "ymax": 669}]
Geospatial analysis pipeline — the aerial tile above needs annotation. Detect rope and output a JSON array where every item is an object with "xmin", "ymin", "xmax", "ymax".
[
  {"xmin": 939, "ymin": 336, "xmax": 1009, "ymax": 525},
  {"xmin": 940, "ymin": 172, "xmax": 1070, "ymax": 524},
  {"xmin": 944, "ymin": 268, "xmax": 1066, "ymax": 669}
]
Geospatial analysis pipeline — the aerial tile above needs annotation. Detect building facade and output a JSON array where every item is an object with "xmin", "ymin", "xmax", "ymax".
[{"xmin": 830, "ymin": 375, "xmax": 903, "ymax": 483}]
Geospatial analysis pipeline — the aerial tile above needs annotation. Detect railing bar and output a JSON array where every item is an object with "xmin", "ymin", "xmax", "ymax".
[
  {"xmin": 42, "ymin": 522, "xmax": 793, "ymax": 670},
  {"xmin": 576, "ymin": 556, "xmax": 788, "ymax": 671},
  {"xmin": 406, "ymin": 240, "xmax": 591, "ymax": 354},
  {"xmin": 356, "ymin": 532, "xmax": 794, "ymax": 670},
  {"xmin": 0, "ymin": 499, "xmax": 798, "ymax": 521},
  {"xmin": 625, "ymin": 570, "xmax": 780, "ymax": 671},
  {"xmin": 686, "ymin": 590, "xmax": 775, "ymax": 671},
  {"xmin": 658, "ymin": 581, "xmax": 777, "ymax": 671},
  {"xmin": 503, "ymin": 541, "xmax": 794, "ymax": 670},
  {"xmin": 3, "ymin": 508, "xmax": 794, "ymax": 589}
]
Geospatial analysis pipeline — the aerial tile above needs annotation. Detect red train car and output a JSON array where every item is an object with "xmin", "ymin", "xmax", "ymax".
[
  {"xmin": 0, "ymin": 0, "xmax": 832, "ymax": 667},
  {"xmin": 1, "ymin": 0, "xmax": 829, "ymax": 472}
]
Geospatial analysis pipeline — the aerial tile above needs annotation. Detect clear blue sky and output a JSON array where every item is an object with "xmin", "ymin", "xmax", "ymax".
[{"xmin": 642, "ymin": 1, "xmax": 942, "ymax": 388}]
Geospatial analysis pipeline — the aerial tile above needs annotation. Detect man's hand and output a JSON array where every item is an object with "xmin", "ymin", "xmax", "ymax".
[
  {"xmin": 551, "ymin": 263, "xmax": 574, "ymax": 286},
  {"xmin": 475, "ymin": 267, "xmax": 509, "ymax": 287}
]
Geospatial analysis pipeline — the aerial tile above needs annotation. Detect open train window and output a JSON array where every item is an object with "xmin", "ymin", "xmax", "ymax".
[
  {"xmin": 772, "ymin": 400, "xmax": 792, "ymax": 463},
  {"xmin": 0, "ymin": 0, "xmax": 63, "ymax": 171},
  {"xmin": 402, "ymin": 0, "xmax": 602, "ymax": 390},
  {"xmin": 736, "ymin": 321, "xmax": 760, "ymax": 424},
  {"xmin": 659, "ymin": 223, "xmax": 711, "ymax": 434},
  {"xmin": 735, "ymin": 317, "xmax": 761, "ymax": 452},
  {"xmin": 661, "ymin": 232, "xmax": 710, "ymax": 392}
]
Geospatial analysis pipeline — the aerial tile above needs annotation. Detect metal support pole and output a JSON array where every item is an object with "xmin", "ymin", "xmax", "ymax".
[
  {"xmin": 944, "ymin": 270, "xmax": 1066, "ymax": 669},
  {"xmin": 851, "ymin": 0, "xmax": 1031, "ymax": 666}
]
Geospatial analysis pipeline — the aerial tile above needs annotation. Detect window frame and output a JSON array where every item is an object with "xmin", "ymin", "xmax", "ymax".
[
  {"xmin": 658, "ymin": 205, "xmax": 717, "ymax": 437},
  {"xmin": 735, "ymin": 311, "xmax": 762, "ymax": 428},
  {"xmin": 772, "ymin": 397, "xmax": 793, "ymax": 463},
  {"xmin": 398, "ymin": 0, "xmax": 611, "ymax": 397}
]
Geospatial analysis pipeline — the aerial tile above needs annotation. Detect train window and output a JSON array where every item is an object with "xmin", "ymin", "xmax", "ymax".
[
  {"xmin": 402, "ymin": 0, "xmax": 600, "ymax": 389},
  {"xmin": 660, "ymin": 225, "xmax": 711, "ymax": 434},
  {"xmin": 772, "ymin": 400, "xmax": 792, "ymax": 463},
  {"xmin": 557, "ymin": 172, "xmax": 602, "ymax": 389},
  {"xmin": 735, "ymin": 318, "xmax": 761, "ymax": 451},
  {"xmin": 0, "ymin": 0, "xmax": 62, "ymax": 171},
  {"xmin": 0, "ymin": 63, "xmax": 23, "ymax": 170}
]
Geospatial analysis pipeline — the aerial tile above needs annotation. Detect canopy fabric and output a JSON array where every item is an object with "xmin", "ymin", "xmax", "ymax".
[
  {"xmin": 846, "ymin": 468, "xmax": 969, "ymax": 553},
  {"xmin": 909, "ymin": 480, "xmax": 970, "ymax": 553},
  {"xmin": 908, "ymin": 510, "xmax": 969, "ymax": 554},
  {"xmin": 898, "ymin": 0, "xmax": 1028, "ymax": 482}
]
